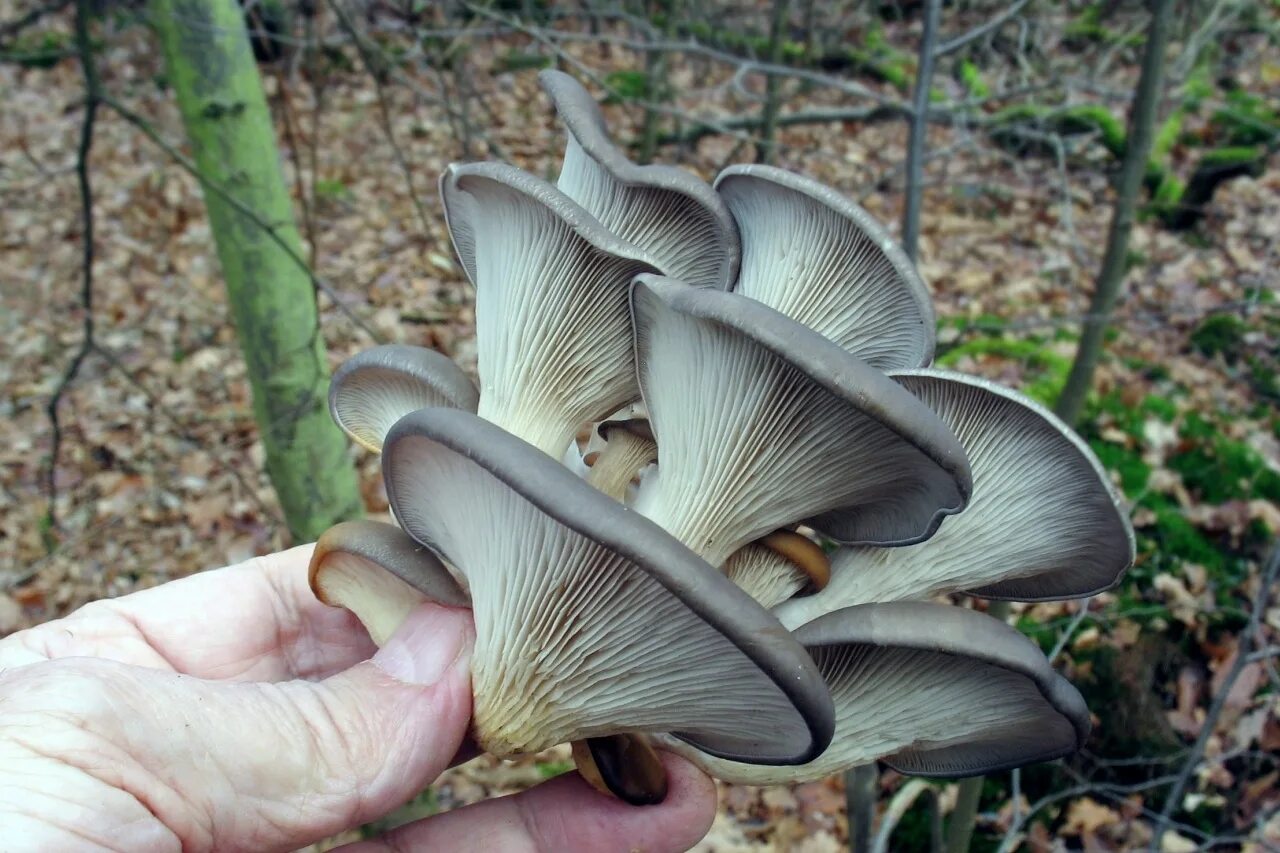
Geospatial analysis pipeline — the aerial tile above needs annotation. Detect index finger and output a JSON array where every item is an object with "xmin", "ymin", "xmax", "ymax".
[{"xmin": 0, "ymin": 544, "xmax": 378, "ymax": 682}]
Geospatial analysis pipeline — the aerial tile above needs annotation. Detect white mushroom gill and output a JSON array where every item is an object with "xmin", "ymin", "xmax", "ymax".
[
  {"xmin": 383, "ymin": 409, "xmax": 833, "ymax": 764},
  {"xmin": 440, "ymin": 163, "xmax": 660, "ymax": 458},
  {"xmin": 716, "ymin": 165, "xmax": 935, "ymax": 370},
  {"xmin": 774, "ymin": 370, "xmax": 1134, "ymax": 629},
  {"xmin": 723, "ymin": 544, "xmax": 809, "ymax": 610},
  {"xmin": 328, "ymin": 344, "xmax": 480, "ymax": 453},
  {"xmin": 541, "ymin": 69, "xmax": 740, "ymax": 290},
  {"xmin": 655, "ymin": 603, "xmax": 1088, "ymax": 784},
  {"xmin": 584, "ymin": 424, "xmax": 657, "ymax": 502},
  {"xmin": 629, "ymin": 276, "xmax": 971, "ymax": 567}
]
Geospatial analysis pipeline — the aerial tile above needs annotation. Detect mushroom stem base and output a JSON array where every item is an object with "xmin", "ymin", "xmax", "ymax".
[{"xmin": 571, "ymin": 735, "xmax": 668, "ymax": 806}]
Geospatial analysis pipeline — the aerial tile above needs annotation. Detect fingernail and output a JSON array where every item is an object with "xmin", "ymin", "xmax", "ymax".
[{"xmin": 373, "ymin": 603, "xmax": 472, "ymax": 685}]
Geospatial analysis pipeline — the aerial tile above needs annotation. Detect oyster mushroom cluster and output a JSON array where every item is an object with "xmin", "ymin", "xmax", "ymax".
[{"xmin": 309, "ymin": 69, "xmax": 1135, "ymax": 804}]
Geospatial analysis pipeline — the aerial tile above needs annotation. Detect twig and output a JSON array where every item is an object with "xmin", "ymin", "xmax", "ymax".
[
  {"xmin": 902, "ymin": 0, "xmax": 943, "ymax": 261},
  {"xmin": 1150, "ymin": 541, "xmax": 1280, "ymax": 850},
  {"xmin": 872, "ymin": 779, "xmax": 943, "ymax": 853},
  {"xmin": 754, "ymin": 0, "xmax": 791, "ymax": 165},
  {"xmin": 933, "ymin": 0, "xmax": 1032, "ymax": 58},
  {"xmin": 327, "ymin": 0, "xmax": 433, "ymax": 239},
  {"xmin": 846, "ymin": 763, "xmax": 877, "ymax": 853},
  {"xmin": 45, "ymin": 0, "xmax": 100, "ymax": 529}
]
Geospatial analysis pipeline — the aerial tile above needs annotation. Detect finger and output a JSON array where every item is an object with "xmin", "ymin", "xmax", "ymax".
[
  {"xmin": 335, "ymin": 752, "xmax": 716, "ymax": 853},
  {"xmin": 0, "ymin": 603, "xmax": 475, "ymax": 852},
  {"xmin": 0, "ymin": 544, "xmax": 378, "ymax": 681}
]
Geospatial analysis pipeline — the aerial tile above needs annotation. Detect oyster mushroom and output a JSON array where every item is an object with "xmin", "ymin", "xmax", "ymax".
[
  {"xmin": 540, "ymin": 69, "xmax": 740, "ymax": 290},
  {"xmin": 309, "ymin": 519, "xmax": 469, "ymax": 645},
  {"xmin": 628, "ymin": 275, "xmax": 972, "ymax": 567},
  {"xmin": 715, "ymin": 165, "xmax": 935, "ymax": 369},
  {"xmin": 654, "ymin": 602, "xmax": 1090, "ymax": 783},
  {"xmin": 774, "ymin": 369, "xmax": 1135, "ymax": 628},
  {"xmin": 328, "ymin": 344, "xmax": 480, "ymax": 453},
  {"xmin": 382, "ymin": 406, "xmax": 836, "ymax": 765},
  {"xmin": 439, "ymin": 162, "xmax": 661, "ymax": 457},
  {"xmin": 583, "ymin": 417, "xmax": 657, "ymax": 502},
  {"xmin": 723, "ymin": 531, "xmax": 830, "ymax": 610}
]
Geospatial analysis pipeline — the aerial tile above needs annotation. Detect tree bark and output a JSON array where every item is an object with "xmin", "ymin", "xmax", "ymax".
[
  {"xmin": 1054, "ymin": 0, "xmax": 1174, "ymax": 426},
  {"xmin": 901, "ymin": 0, "xmax": 942, "ymax": 261},
  {"xmin": 755, "ymin": 0, "xmax": 791, "ymax": 164},
  {"xmin": 151, "ymin": 0, "xmax": 363, "ymax": 540}
]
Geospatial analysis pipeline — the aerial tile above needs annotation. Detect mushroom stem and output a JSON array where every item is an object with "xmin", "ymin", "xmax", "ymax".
[
  {"xmin": 571, "ymin": 734, "xmax": 668, "ymax": 806},
  {"xmin": 584, "ymin": 420, "xmax": 658, "ymax": 502},
  {"xmin": 724, "ymin": 531, "xmax": 831, "ymax": 610}
]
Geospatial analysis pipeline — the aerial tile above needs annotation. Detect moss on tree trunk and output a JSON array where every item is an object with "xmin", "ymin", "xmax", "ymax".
[{"xmin": 151, "ymin": 0, "xmax": 362, "ymax": 540}]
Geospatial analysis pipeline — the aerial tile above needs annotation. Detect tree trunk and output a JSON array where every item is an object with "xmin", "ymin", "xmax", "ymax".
[
  {"xmin": 755, "ymin": 0, "xmax": 791, "ymax": 165},
  {"xmin": 1054, "ymin": 0, "xmax": 1174, "ymax": 426},
  {"xmin": 151, "ymin": 0, "xmax": 363, "ymax": 540},
  {"xmin": 901, "ymin": 0, "xmax": 942, "ymax": 261}
]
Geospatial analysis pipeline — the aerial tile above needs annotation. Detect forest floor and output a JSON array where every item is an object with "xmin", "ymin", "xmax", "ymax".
[{"xmin": 1, "ymin": 4, "xmax": 1278, "ymax": 851}]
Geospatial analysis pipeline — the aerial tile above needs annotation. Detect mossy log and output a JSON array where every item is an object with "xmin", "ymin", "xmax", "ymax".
[{"xmin": 1154, "ymin": 145, "xmax": 1267, "ymax": 230}]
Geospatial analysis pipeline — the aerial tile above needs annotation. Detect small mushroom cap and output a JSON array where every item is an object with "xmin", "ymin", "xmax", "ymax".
[
  {"xmin": 310, "ymin": 520, "xmax": 470, "ymax": 645},
  {"xmin": 715, "ymin": 165, "xmax": 935, "ymax": 370},
  {"xmin": 439, "ymin": 162, "xmax": 661, "ymax": 456},
  {"xmin": 329, "ymin": 345, "xmax": 480, "ymax": 452},
  {"xmin": 629, "ymin": 275, "xmax": 971, "ymax": 565},
  {"xmin": 654, "ymin": 602, "xmax": 1090, "ymax": 783},
  {"xmin": 540, "ymin": 69, "xmax": 740, "ymax": 290},
  {"xmin": 775, "ymin": 369, "xmax": 1135, "ymax": 627},
  {"xmin": 382, "ymin": 406, "xmax": 835, "ymax": 764}
]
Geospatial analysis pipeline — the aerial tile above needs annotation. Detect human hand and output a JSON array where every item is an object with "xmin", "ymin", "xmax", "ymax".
[{"xmin": 0, "ymin": 544, "xmax": 716, "ymax": 852}]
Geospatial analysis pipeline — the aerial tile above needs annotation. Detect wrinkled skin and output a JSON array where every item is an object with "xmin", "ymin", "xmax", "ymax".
[{"xmin": 0, "ymin": 545, "xmax": 715, "ymax": 852}]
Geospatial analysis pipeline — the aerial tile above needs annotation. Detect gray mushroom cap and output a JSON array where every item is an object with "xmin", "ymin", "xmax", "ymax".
[
  {"xmin": 540, "ymin": 69, "xmax": 740, "ymax": 290},
  {"xmin": 715, "ymin": 164, "xmax": 935, "ymax": 369},
  {"xmin": 774, "ymin": 369, "xmax": 1135, "ymax": 628},
  {"xmin": 310, "ymin": 519, "xmax": 470, "ymax": 645},
  {"xmin": 329, "ymin": 344, "xmax": 480, "ymax": 452},
  {"xmin": 654, "ymin": 601, "xmax": 1090, "ymax": 783},
  {"xmin": 381, "ymin": 406, "xmax": 835, "ymax": 764},
  {"xmin": 439, "ymin": 161, "xmax": 661, "ymax": 457},
  {"xmin": 629, "ymin": 275, "xmax": 971, "ymax": 567}
]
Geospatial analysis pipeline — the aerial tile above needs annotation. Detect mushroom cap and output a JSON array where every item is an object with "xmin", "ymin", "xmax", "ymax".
[
  {"xmin": 310, "ymin": 520, "xmax": 469, "ymax": 645},
  {"xmin": 439, "ymin": 161, "xmax": 661, "ymax": 456},
  {"xmin": 382, "ymin": 406, "xmax": 835, "ymax": 764},
  {"xmin": 774, "ymin": 369, "xmax": 1135, "ymax": 627},
  {"xmin": 655, "ymin": 601, "xmax": 1090, "ymax": 783},
  {"xmin": 715, "ymin": 164, "xmax": 935, "ymax": 370},
  {"xmin": 629, "ymin": 275, "xmax": 971, "ymax": 566},
  {"xmin": 329, "ymin": 344, "xmax": 480, "ymax": 452},
  {"xmin": 540, "ymin": 69, "xmax": 740, "ymax": 290}
]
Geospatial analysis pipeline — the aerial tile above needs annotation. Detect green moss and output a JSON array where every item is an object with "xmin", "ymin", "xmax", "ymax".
[
  {"xmin": 1212, "ymin": 89, "xmax": 1280, "ymax": 147},
  {"xmin": 1143, "ymin": 394, "xmax": 1178, "ymax": 423},
  {"xmin": 1168, "ymin": 436, "xmax": 1280, "ymax": 503},
  {"xmin": 988, "ymin": 103, "xmax": 1126, "ymax": 159},
  {"xmin": 957, "ymin": 59, "xmax": 989, "ymax": 98},
  {"xmin": 493, "ymin": 50, "xmax": 551, "ymax": 73},
  {"xmin": 1190, "ymin": 313, "xmax": 1246, "ymax": 360},
  {"xmin": 3, "ymin": 30, "xmax": 75, "ymax": 68},
  {"xmin": 936, "ymin": 335, "xmax": 1071, "ymax": 406},
  {"xmin": 360, "ymin": 787, "xmax": 438, "ymax": 837},
  {"xmin": 537, "ymin": 760, "xmax": 575, "ymax": 779},
  {"xmin": 1090, "ymin": 440, "xmax": 1151, "ymax": 495},
  {"xmin": 602, "ymin": 69, "xmax": 651, "ymax": 103}
]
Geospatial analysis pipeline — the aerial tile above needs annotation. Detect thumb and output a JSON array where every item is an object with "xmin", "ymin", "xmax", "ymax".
[{"xmin": 1, "ymin": 602, "xmax": 474, "ymax": 853}]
